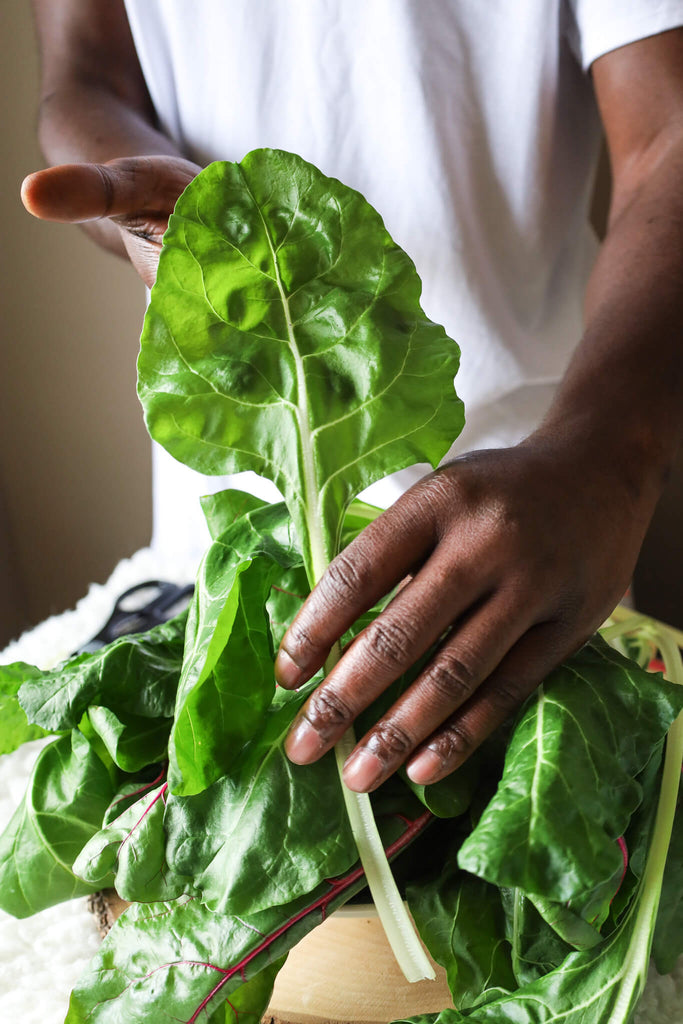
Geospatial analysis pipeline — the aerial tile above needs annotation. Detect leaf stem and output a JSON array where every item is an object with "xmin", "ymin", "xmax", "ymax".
[
  {"xmin": 324, "ymin": 643, "xmax": 436, "ymax": 983},
  {"xmin": 606, "ymin": 625, "xmax": 683, "ymax": 1022}
]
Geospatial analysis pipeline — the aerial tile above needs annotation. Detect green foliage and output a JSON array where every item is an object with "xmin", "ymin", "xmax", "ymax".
[
  {"xmin": 0, "ymin": 731, "xmax": 119, "ymax": 917},
  {"xmin": 0, "ymin": 661, "xmax": 52, "ymax": 754},
  {"xmin": 18, "ymin": 610, "xmax": 187, "ymax": 730}
]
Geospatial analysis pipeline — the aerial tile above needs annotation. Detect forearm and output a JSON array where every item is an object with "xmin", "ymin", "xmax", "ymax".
[{"xmin": 534, "ymin": 134, "xmax": 683, "ymax": 517}]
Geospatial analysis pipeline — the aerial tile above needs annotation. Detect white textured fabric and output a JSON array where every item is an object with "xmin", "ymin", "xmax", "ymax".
[{"xmin": 122, "ymin": 0, "xmax": 683, "ymax": 560}]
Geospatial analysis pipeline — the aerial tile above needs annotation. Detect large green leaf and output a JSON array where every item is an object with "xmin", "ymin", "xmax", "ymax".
[
  {"xmin": 138, "ymin": 149, "xmax": 462, "ymax": 581},
  {"xmin": 165, "ymin": 691, "xmax": 356, "ymax": 915},
  {"xmin": 457, "ymin": 637, "xmax": 683, "ymax": 920},
  {"xmin": 169, "ymin": 501, "xmax": 302, "ymax": 796},
  {"xmin": 0, "ymin": 661, "xmax": 52, "ymax": 755},
  {"xmin": 0, "ymin": 731, "xmax": 119, "ymax": 917},
  {"xmin": 18, "ymin": 610, "xmax": 187, "ymax": 731}
]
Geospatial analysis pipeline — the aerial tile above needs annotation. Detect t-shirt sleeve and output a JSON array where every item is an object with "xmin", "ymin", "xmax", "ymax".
[{"xmin": 565, "ymin": 0, "xmax": 683, "ymax": 71}]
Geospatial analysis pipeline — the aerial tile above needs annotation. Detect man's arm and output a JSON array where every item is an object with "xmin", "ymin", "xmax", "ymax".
[
  {"xmin": 276, "ymin": 30, "xmax": 683, "ymax": 792},
  {"xmin": 22, "ymin": 0, "xmax": 200, "ymax": 285}
]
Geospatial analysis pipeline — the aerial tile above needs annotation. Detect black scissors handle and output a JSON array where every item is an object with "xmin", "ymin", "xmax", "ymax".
[{"xmin": 76, "ymin": 580, "xmax": 194, "ymax": 654}]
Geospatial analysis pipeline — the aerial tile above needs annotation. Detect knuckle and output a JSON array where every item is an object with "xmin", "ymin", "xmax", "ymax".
[
  {"xmin": 490, "ymin": 680, "xmax": 523, "ymax": 715},
  {"xmin": 286, "ymin": 618, "xmax": 319, "ymax": 662},
  {"xmin": 425, "ymin": 651, "xmax": 478, "ymax": 704},
  {"xmin": 320, "ymin": 552, "xmax": 368, "ymax": 605},
  {"xmin": 365, "ymin": 617, "xmax": 416, "ymax": 667},
  {"xmin": 433, "ymin": 722, "xmax": 472, "ymax": 762},
  {"xmin": 369, "ymin": 719, "xmax": 414, "ymax": 759},
  {"xmin": 307, "ymin": 687, "xmax": 355, "ymax": 732}
]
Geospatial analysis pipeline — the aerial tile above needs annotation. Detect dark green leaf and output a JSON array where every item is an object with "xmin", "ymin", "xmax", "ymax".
[
  {"xmin": 169, "ymin": 502, "xmax": 302, "ymax": 796},
  {"xmin": 652, "ymin": 783, "xmax": 683, "ymax": 973},
  {"xmin": 73, "ymin": 783, "xmax": 194, "ymax": 903},
  {"xmin": 402, "ymin": 754, "xmax": 480, "ymax": 819},
  {"xmin": 407, "ymin": 846, "xmax": 516, "ymax": 1007},
  {"xmin": 18, "ymin": 611, "xmax": 187, "ymax": 731},
  {"xmin": 87, "ymin": 705, "xmax": 171, "ymax": 772},
  {"xmin": 207, "ymin": 957, "xmax": 286, "ymax": 1024},
  {"xmin": 457, "ymin": 637, "xmax": 683, "ymax": 918},
  {"xmin": 165, "ymin": 692, "xmax": 357, "ymax": 915},
  {"xmin": 0, "ymin": 731, "xmax": 119, "ymax": 917}
]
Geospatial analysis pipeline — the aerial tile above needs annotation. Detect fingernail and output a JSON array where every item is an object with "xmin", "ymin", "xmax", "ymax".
[
  {"xmin": 285, "ymin": 717, "xmax": 325, "ymax": 764},
  {"xmin": 343, "ymin": 749, "xmax": 384, "ymax": 792},
  {"xmin": 275, "ymin": 648, "xmax": 303, "ymax": 689},
  {"xmin": 406, "ymin": 748, "xmax": 443, "ymax": 785}
]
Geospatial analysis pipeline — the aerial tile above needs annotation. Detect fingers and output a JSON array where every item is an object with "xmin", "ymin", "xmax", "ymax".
[
  {"xmin": 403, "ymin": 621, "xmax": 580, "ymax": 786},
  {"xmin": 283, "ymin": 583, "xmax": 539, "ymax": 782},
  {"xmin": 21, "ymin": 156, "xmax": 198, "ymax": 224},
  {"xmin": 274, "ymin": 496, "xmax": 439, "ymax": 688}
]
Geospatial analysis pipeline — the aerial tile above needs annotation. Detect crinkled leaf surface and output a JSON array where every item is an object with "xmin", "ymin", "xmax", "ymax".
[
  {"xmin": 18, "ymin": 611, "xmax": 187, "ymax": 731},
  {"xmin": 0, "ymin": 731, "xmax": 118, "ymax": 917},
  {"xmin": 165, "ymin": 690, "xmax": 356, "ymax": 915},
  {"xmin": 73, "ymin": 783, "xmax": 194, "ymax": 903},
  {"xmin": 169, "ymin": 501, "xmax": 302, "ymax": 796},
  {"xmin": 393, "ymin": 880, "xmax": 663, "ymax": 1024},
  {"xmin": 0, "ymin": 661, "xmax": 52, "ymax": 754},
  {"xmin": 457, "ymin": 637, "xmax": 683, "ymax": 916},
  {"xmin": 207, "ymin": 956, "xmax": 286, "ymax": 1024},
  {"xmin": 138, "ymin": 149, "xmax": 462, "ymax": 580}
]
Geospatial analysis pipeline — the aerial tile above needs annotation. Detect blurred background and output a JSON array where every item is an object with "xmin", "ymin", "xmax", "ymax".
[
  {"xmin": 0, "ymin": 0, "xmax": 151, "ymax": 646},
  {"xmin": 1, "ymin": 0, "xmax": 681, "ymax": 649}
]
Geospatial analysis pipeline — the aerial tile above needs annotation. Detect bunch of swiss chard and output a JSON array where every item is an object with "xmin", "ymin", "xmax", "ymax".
[{"xmin": 1, "ymin": 150, "xmax": 682, "ymax": 1024}]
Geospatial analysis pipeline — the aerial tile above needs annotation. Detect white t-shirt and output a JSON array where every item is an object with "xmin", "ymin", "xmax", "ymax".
[{"xmin": 123, "ymin": 0, "xmax": 683, "ymax": 561}]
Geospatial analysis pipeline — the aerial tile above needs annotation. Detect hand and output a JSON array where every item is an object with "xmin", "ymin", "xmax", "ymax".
[
  {"xmin": 21, "ymin": 155, "xmax": 201, "ymax": 287},
  {"xmin": 275, "ymin": 436, "xmax": 653, "ymax": 792}
]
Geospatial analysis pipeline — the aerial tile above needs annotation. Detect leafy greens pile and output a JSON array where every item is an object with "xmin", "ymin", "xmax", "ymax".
[{"xmin": 1, "ymin": 150, "xmax": 682, "ymax": 1024}]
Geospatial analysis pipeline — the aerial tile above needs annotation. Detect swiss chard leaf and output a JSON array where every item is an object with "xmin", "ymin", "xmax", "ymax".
[
  {"xmin": 0, "ymin": 730, "xmax": 119, "ymax": 917},
  {"xmin": 457, "ymin": 637, "xmax": 683, "ymax": 923},
  {"xmin": 165, "ymin": 690, "xmax": 357, "ymax": 915},
  {"xmin": 73, "ymin": 783, "xmax": 194, "ymax": 903},
  {"xmin": 169, "ymin": 501, "xmax": 302, "ymax": 796},
  {"xmin": 87, "ymin": 705, "xmax": 171, "ymax": 772},
  {"xmin": 138, "ymin": 149, "xmax": 462, "ymax": 582},
  {"xmin": 18, "ymin": 610, "xmax": 187, "ymax": 731},
  {"xmin": 652, "ymin": 783, "xmax": 683, "ymax": 973},
  {"xmin": 407, "ymin": 847, "xmax": 516, "ymax": 1008},
  {"xmin": 200, "ymin": 488, "xmax": 268, "ymax": 540},
  {"xmin": 0, "ymin": 661, "xmax": 52, "ymax": 755}
]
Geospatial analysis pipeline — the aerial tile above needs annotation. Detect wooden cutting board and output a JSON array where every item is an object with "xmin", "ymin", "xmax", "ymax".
[{"xmin": 89, "ymin": 892, "xmax": 454, "ymax": 1024}]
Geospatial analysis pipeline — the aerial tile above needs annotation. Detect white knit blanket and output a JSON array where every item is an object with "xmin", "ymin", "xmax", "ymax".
[{"xmin": 0, "ymin": 548, "xmax": 681, "ymax": 1023}]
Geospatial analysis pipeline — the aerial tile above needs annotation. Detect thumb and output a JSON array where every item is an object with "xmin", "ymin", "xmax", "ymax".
[{"xmin": 21, "ymin": 156, "xmax": 199, "ymax": 224}]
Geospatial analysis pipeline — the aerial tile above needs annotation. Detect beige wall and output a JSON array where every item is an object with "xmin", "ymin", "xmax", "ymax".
[{"xmin": 0, "ymin": 1, "xmax": 151, "ymax": 646}]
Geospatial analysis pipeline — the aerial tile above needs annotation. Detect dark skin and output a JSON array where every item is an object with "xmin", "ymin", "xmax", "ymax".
[{"xmin": 24, "ymin": 2, "xmax": 683, "ymax": 791}]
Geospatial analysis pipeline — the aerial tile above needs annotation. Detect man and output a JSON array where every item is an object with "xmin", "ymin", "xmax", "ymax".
[{"xmin": 22, "ymin": 1, "xmax": 683, "ymax": 793}]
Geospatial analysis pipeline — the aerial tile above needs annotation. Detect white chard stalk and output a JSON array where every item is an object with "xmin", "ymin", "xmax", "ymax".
[
  {"xmin": 602, "ymin": 611, "xmax": 683, "ymax": 1022},
  {"xmin": 322, "ymin": 641, "xmax": 436, "ymax": 983}
]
